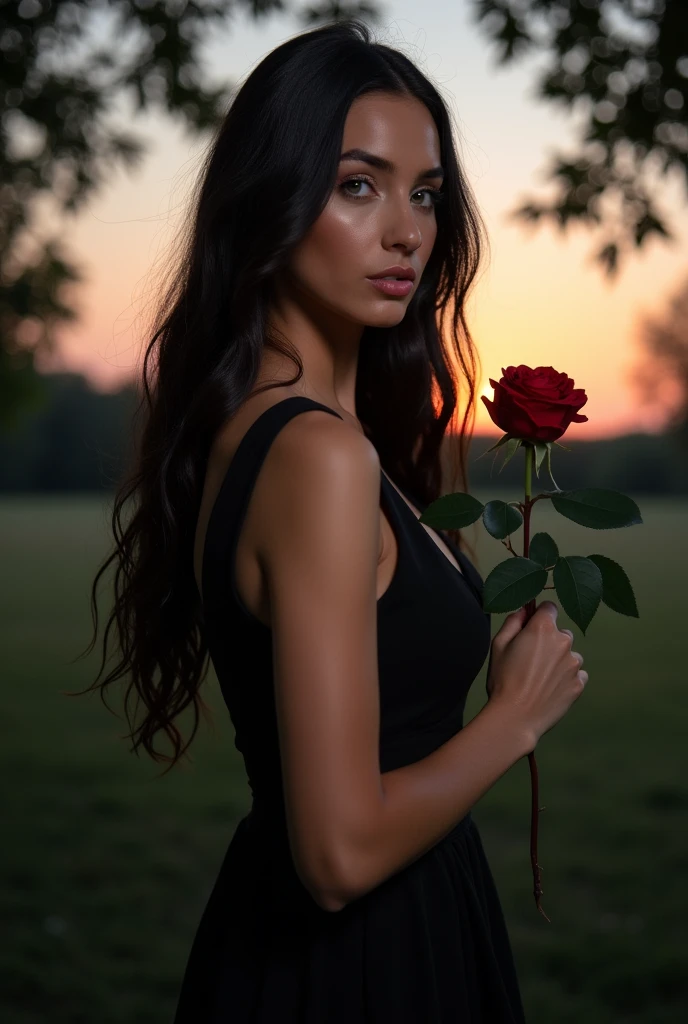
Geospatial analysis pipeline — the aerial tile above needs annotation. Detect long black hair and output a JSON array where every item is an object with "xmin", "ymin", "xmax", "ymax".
[{"xmin": 74, "ymin": 19, "xmax": 488, "ymax": 772}]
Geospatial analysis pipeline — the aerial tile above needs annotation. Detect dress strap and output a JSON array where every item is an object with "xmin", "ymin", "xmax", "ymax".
[{"xmin": 201, "ymin": 397, "xmax": 344, "ymax": 628}]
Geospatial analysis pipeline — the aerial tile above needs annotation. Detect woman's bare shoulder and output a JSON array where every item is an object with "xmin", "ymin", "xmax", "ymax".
[{"xmin": 194, "ymin": 390, "xmax": 376, "ymax": 600}]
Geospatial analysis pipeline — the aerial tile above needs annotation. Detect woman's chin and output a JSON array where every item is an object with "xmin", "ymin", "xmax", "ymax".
[{"xmin": 363, "ymin": 304, "xmax": 409, "ymax": 327}]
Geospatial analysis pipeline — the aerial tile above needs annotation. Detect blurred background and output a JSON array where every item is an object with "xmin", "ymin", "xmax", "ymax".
[{"xmin": 1, "ymin": 1, "xmax": 687, "ymax": 1021}]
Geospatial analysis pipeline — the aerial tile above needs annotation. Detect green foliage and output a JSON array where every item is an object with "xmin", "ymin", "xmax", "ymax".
[
  {"xmin": 498, "ymin": 436, "xmax": 523, "ymax": 471},
  {"xmin": 0, "ymin": 0, "xmax": 380, "ymax": 426},
  {"xmin": 479, "ymin": 436, "xmax": 569, "ymax": 491},
  {"xmin": 465, "ymin": 432, "xmax": 688, "ymax": 497},
  {"xmin": 0, "ymin": 346, "xmax": 47, "ymax": 431},
  {"xmin": 528, "ymin": 531, "xmax": 559, "ymax": 569},
  {"xmin": 483, "ymin": 556, "xmax": 548, "ymax": 612},
  {"xmin": 420, "ymin": 491, "xmax": 485, "ymax": 529},
  {"xmin": 532, "ymin": 441, "xmax": 549, "ymax": 477},
  {"xmin": 2, "ymin": 408, "xmax": 687, "ymax": 494},
  {"xmin": 300, "ymin": 1, "xmax": 384, "ymax": 26},
  {"xmin": 482, "ymin": 498, "xmax": 523, "ymax": 539},
  {"xmin": 412, "ymin": 430, "xmax": 646, "ymax": 632},
  {"xmin": 587, "ymin": 553, "xmax": 639, "ymax": 618},
  {"xmin": 470, "ymin": 0, "xmax": 687, "ymax": 278},
  {"xmin": 0, "ymin": 373, "xmax": 138, "ymax": 491},
  {"xmin": 552, "ymin": 555, "xmax": 603, "ymax": 634},
  {"xmin": 477, "ymin": 433, "xmax": 524, "ymax": 473},
  {"xmin": 551, "ymin": 489, "xmax": 643, "ymax": 530}
]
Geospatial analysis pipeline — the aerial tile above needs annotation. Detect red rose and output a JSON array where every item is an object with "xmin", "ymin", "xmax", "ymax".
[{"xmin": 481, "ymin": 364, "xmax": 588, "ymax": 443}]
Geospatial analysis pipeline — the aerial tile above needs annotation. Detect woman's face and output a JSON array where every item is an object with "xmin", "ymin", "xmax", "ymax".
[{"xmin": 284, "ymin": 91, "xmax": 443, "ymax": 329}]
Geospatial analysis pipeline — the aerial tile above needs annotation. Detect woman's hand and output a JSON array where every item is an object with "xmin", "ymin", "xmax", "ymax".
[{"xmin": 486, "ymin": 601, "xmax": 587, "ymax": 747}]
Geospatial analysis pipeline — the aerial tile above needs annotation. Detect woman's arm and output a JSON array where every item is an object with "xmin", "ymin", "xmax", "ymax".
[
  {"xmin": 257, "ymin": 413, "xmax": 532, "ymax": 912},
  {"xmin": 342, "ymin": 702, "xmax": 532, "ymax": 907}
]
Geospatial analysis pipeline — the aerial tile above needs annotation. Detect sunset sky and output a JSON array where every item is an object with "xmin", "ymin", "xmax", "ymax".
[{"xmin": 39, "ymin": 1, "xmax": 688, "ymax": 440}]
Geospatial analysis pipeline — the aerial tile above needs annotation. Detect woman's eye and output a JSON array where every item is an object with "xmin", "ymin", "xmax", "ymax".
[
  {"xmin": 339, "ymin": 178, "xmax": 441, "ymax": 209},
  {"xmin": 341, "ymin": 178, "xmax": 373, "ymax": 197}
]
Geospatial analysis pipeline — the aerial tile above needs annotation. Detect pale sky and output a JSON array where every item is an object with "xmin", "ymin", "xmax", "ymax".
[{"xmin": 37, "ymin": 0, "xmax": 688, "ymax": 439}]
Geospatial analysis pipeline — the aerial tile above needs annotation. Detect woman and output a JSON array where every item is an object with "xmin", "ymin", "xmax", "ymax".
[{"xmin": 84, "ymin": 19, "xmax": 588, "ymax": 1022}]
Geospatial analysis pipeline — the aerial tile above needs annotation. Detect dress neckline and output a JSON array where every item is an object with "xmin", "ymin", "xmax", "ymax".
[
  {"xmin": 201, "ymin": 396, "xmax": 471, "ymax": 615},
  {"xmin": 378, "ymin": 469, "xmax": 467, "ymax": 582}
]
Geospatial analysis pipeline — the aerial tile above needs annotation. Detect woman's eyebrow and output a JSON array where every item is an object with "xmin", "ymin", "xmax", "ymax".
[{"xmin": 339, "ymin": 148, "xmax": 444, "ymax": 180}]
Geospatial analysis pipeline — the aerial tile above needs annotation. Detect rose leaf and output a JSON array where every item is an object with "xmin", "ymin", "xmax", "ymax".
[
  {"xmin": 552, "ymin": 555, "xmax": 603, "ymax": 634},
  {"xmin": 551, "ymin": 489, "xmax": 643, "ymax": 529},
  {"xmin": 587, "ymin": 554, "xmax": 639, "ymax": 617},
  {"xmin": 420, "ymin": 492, "xmax": 484, "ymax": 530},
  {"xmin": 482, "ymin": 500, "xmax": 524, "ymax": 539},
  {"xmin": 482, "ymin": 557, "xmax": 548, "ymax": 613},
  {"xmin": 529, "ymin": 531, "xmax": 559, "ymax": 568}
]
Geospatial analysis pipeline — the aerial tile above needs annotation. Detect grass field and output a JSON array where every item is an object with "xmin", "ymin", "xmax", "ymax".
[{"xmin": 1, "ymin": 491, "xmax": 687, "ymax": 1023}]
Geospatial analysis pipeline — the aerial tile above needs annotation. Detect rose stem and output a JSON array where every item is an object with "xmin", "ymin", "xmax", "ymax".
[{"xmin": 522, "ymin": 442, "xmax": 551, "ymax": 923}]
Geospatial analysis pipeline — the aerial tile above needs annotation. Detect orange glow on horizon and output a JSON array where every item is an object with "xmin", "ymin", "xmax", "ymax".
[{"xmin": 42, "ymin": 20, "xmax": 688, "ymax": 447}]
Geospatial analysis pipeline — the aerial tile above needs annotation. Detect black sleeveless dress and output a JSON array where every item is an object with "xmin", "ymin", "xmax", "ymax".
[{"xmin": 173, "ymin": 397, "xmax": 527, "ymax": 1023}]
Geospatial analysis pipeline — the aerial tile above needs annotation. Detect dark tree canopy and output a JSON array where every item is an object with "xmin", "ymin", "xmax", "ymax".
[
  {"xmin": 4, "ymin": 1, "xmax": 685, "ymax": 428},
  {"xmin": 471, "ymin": 0, "xmax": 687, "ymax": 278},
  {"xmin": 0, "ymin": 0, "xmax": 382, "ymax": 426}
]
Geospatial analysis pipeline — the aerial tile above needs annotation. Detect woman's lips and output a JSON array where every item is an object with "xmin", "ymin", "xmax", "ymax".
[{"xmin": 366, "ymin": 278, "xmax": 414, "ymax": 297}]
